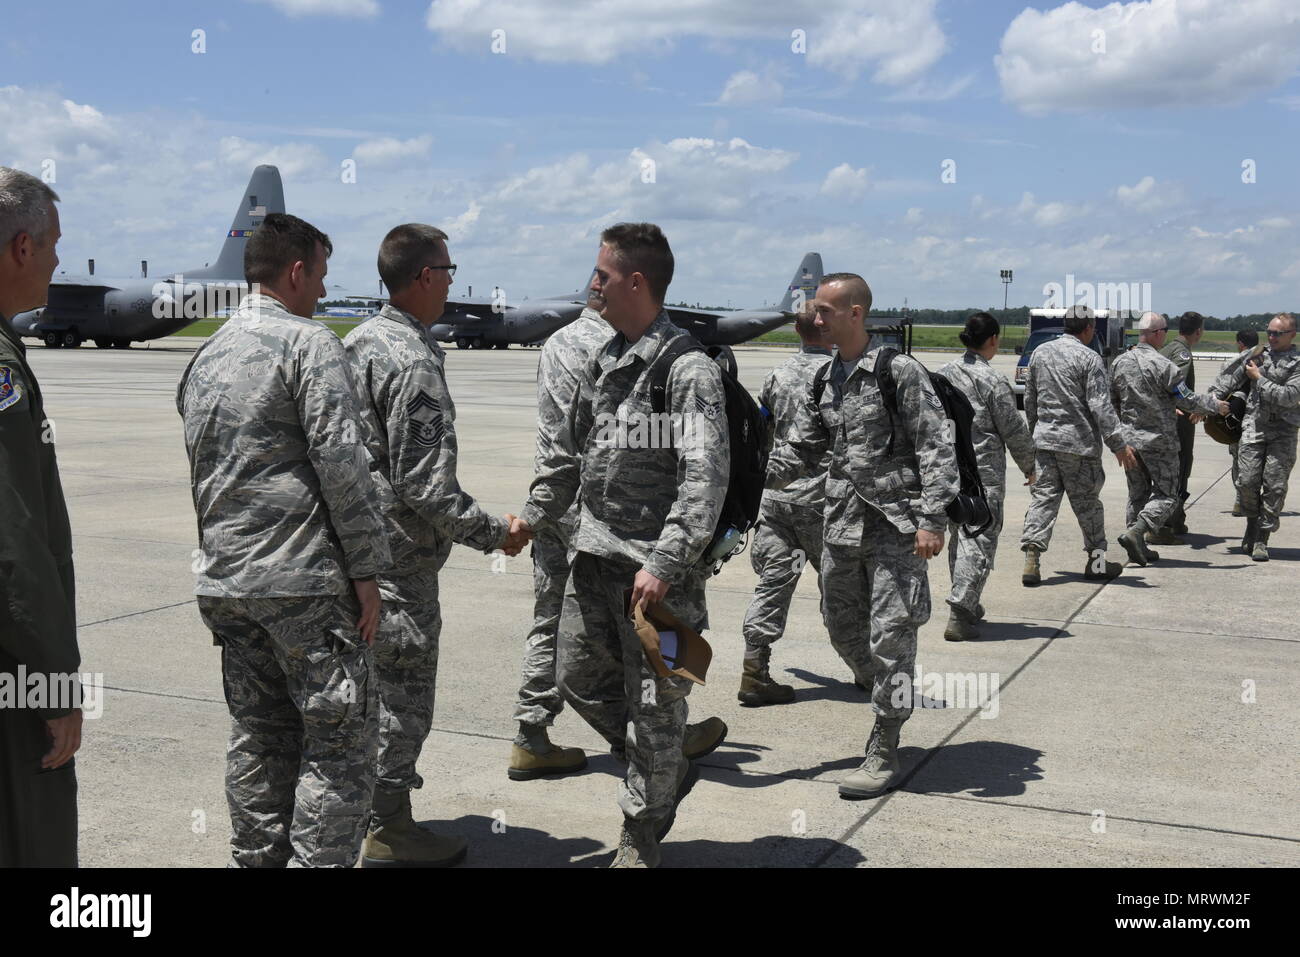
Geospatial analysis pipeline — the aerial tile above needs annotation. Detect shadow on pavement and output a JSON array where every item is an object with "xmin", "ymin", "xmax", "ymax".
[
  {"xmin": 782, "ymin": 667, "xmax": 868, "ymax": 704},
  {"xmin": 1038, "ymin": 572, "xmax": 1154, "ymax": 588},
  {"xmin": 435, "ymin": 813, "xmax": 606, "ymax": 867},
  {"xmin": 974, "ymin": 621, "xmax": 1071, "ymax": 642},
  {"xmin": 905, "ymin": 740, "xmax": 1045, "ymax": 799},
  {"xmin": 443, "ymin": 814, "xmax": 865, "ymax": 867}
]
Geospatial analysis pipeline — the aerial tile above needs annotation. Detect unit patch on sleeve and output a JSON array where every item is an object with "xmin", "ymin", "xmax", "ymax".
[
  {"xmin": 0, "ymin": 366, "xmax": 23, "ymax": 412},
  {"xmin": 407, "ymin": 389, "xmax": 445, "ymax": 449}
]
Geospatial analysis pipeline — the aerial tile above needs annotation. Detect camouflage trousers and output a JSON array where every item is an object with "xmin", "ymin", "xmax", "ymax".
[
  {"xmin": 557, "ymin": 551, "xmax": 702, "ymax": 823},
  {"xmin": 512, "ymin": 527, "xmax": 569, "ymax": 727},
  {"xmin": 1125, "ymin": 449, "xmax": 1180, "ymax": 533},
  {"xmin": 1169, "ymin": 412, "xmax": 1196, "ymax": 529},
  {"xmin": 1230, "ymin": 442, "xmax": 1241, "ymax": 493},
  {"xmin": 1238, "ymin": 431, "xmax": 1298, "ymax": 533},
  {"xmin": 372, "ymin": 597, "xmax": 440, "ymax": 797},
  {"xmin": 199, "ymin": 593, "xmax": 377, "ymax": 868},
  {"xmin": 946, "ymin": 485, "xmax": 1005, "ymax": 615},
  {"xmin": 821, "ymin": 509, "xmax": 930, "ymax": 720},
  {"xmin": 1020, "ymin": 449, "xmax": 1108, "ymax": 554},
  {"xmin": 741, "ymin": 497, "xmax": 824, "ymax": 651}
]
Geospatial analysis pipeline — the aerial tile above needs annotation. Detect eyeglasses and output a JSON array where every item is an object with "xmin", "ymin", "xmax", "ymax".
[
  {"xmin": 415, "ymin": 264, "xmax": 457, "ymax": 280},
  {"xmin": 1266, "ymin": 330, "xmax": 1290, "ymax": 337}
]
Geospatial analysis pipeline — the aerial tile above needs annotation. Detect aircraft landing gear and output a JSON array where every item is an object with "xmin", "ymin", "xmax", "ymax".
[
  {"xmin": 95, "ymin": 338, "xmax": 113, "ymax": 349},
  {"xmin": 62, "ymin": 329, "xmax": 83, "ymax": 349},
  {"xmin": 44, "ymin": 331, "xmax": 62, "ymax": 349},
  {"xmin": 495, "ymin": 341, "xmax": 510, "ymax": 350},
  {"xmin": 456, "ymin": 337, "xmax": 471, "ymax": 349},
  {"xmin": 112, "ymin": 339, "xmax": 132, "ymax": 349}
]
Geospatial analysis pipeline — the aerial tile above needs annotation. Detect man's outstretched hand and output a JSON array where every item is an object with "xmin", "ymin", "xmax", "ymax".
[{"xmin": 1115, "ymin": 446, "xmax": 1138, "ymax": 470}]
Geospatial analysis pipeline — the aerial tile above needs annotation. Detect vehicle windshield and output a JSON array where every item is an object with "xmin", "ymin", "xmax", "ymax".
[{"xmin": 1023, "ymin": 328, "xmax": 1102, "ymax": 357}]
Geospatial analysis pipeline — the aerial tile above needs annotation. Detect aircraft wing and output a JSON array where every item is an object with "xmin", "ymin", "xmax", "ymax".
[{"xmin": 49, "ymin": 276, "xmax": 120, "ymax": 292}]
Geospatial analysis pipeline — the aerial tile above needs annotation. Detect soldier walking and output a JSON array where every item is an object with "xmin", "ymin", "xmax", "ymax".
[
  {"xmin": 936, "ymin": 312, "xmax": 1036, "ymax": 641},
  {"xmin": 1220, "ymin": 329, "xmax": 1260, "ymax": 516},
  {"xmin": 177, "ymin": 213, "xmax": 391, "ymax": 867},
  {"xmin": 737, "ymin": 308, "xmax": 832, "ymax": 704},
  {"xmin": 1213, "ymin": 313, "xmax": 1300, "ymax": 561},
  {"xmin": 1110, "ymin": 313, "xmax": 1227, "ymax": 567},
  {"xmin": 343, "ymin": 224, "xmax": 527, "ymax": 866},
  {"xmin": 1019, "ymin": 305, "xmax": 1137, "ymax": 586},
  {"xmin": 768, "ymin": 273, "xmax": 959, "ymax": 798},
  {"xmin": 516, "ymin": 223, "xmax": 730, "ymax": 867}
]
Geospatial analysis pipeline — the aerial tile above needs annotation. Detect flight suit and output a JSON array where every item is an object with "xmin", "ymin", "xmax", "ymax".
[
  {"xmin": 521, "ymin": 311, "xmax": 729, "ymax": 825},
  {"xmin": 343, "ymin": 304, "xmax": 508, "ymax": 799},
  {"xmin": 177, "ymin": 292, "xmax": 390, "ymax": 868},
  {"xmin": 0, "ymin": 313, "xmax": 79, "ymax": 867}
]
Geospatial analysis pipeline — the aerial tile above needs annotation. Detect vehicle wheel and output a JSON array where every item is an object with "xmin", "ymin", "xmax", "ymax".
[
  {"xmin": 113, "ymin": 339, "xmax": 132, "ymax": 349},
  {"xmin": 44, "ymin": 331, "xmax": 62, "ymax": 349},
  {"xmin": 62, "ymin": 329, "xmax": 82, "ymax": 348},
  {"xmin": 496, "ymin": 341, "xmax": 510, "ymax": 350},
  {"xmin": 470, "ymin": 339, "xmax": 485, "ymax": 349},
  {"xmin": 95, "ymin": 338, "xmax": 113, "ymax": 348},
  {"xmin": 456, "ymin": 338, "xmax": 470, "ymax": 349}
]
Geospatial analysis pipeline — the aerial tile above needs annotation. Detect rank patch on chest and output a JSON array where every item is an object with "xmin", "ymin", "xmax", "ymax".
[
  {"xmin": 0, "ymin": 366, "xmax": 22, "ymax": 412},
  {"xmin": 407, "ymin": 389, "xmax": 445, "ymax": 449},
  {"xmin": 695, "ymin": 394, "xmax": 721, "ymax": 420}
]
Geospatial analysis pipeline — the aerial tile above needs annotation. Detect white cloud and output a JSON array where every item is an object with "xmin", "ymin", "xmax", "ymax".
[
  {"xmin": 248, "ymin": 0, "xmax": 379, "ymax": 17},
  {"xmin": 217, "ymin": 136, "xmax": 329, "ymax": 180},
  {"xmin": 426, "ymin": 0, "xmax": 947, "ymax": 83},
  {"xmin": 1115, "ymin": 175, "xmax": 1183, "ymax": 212},
  {"xmin": 996, "ymin": 0, "xmax": 1300, "ymax": 115},
  {"xmin": 353, "ymin": 134, "xmax": 433, "ymax": 166},
  {"xmin": 1015, "ymin": 191, "xmax": 1089, "ymax": 227},
  {"xmin": 903, "ymin": 207, "xmax": 922, "ymax": 225},
  {"xmin": 716, "ymin": 70, "xmax": 783, "ymax": 106},
  {"xmin": 820, "ymin": 163, "xmax": 869, "ymax": 200}
]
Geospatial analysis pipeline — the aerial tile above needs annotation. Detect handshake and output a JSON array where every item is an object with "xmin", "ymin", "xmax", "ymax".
[{"xmin": 499, "ymin": 513, "xmax": 534, "ymax": 557}]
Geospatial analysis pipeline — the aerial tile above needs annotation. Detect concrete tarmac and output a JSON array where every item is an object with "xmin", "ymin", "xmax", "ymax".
[{"xmin": 26, "ymin": 339, "xmax": 1299, "ymax": 867}]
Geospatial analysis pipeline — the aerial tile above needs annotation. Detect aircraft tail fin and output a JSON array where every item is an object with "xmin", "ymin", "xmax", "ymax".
[
  {"xmin": 777, "ymin": 252, "xmax": 823, "ymax": 314},
  {"xmin": 189, "ymin": 165, "xmax": 285, "ymax": 280}
]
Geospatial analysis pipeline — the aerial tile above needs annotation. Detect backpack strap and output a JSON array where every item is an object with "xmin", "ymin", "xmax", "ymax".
[
  {"xmin": 811, "ymin": 362, "xmax": 831, "ymax": 408},
  {"xmin": 873, "ymin": 347, "xmax": 903, "ymax": 456},
  {"xmin": 648, "ymin": 335, "xmax": 705, "ymax": 415}
]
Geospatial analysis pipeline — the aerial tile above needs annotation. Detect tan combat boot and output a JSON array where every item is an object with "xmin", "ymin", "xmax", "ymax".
[
  {"xmin": 508, "ymin": 724, "xmax": 588, "ymax": 781},
  {"xmin": 1083, "ymin": 550, "xmax": 1123, "ymax": 581},
  {"xmin": 1252, "ymin": 532, "xmax": 1270, "ymax": 562},
  {"xmin": 839, "ymin": 718, "xmax": 904, "ymax": 799},
  {"xmin": 362, "ymin": 789, "xmax": 467, "ymax": 868},
  {"xmin": 943, "ymin": 604, "xmax": 980, "ymax": 641},
  {"xmin": 1241, "ymin": 517, "xmax": 1259, "ymax": 555},
  {"xmin": 1117, "ymin": 524, "xmax": 1150, "ymax": 566},
  {"xmin": 738, "ymin": 646, "xmax": 796, "ymax": 706},
  {"xmin": 1021, "ymin": 547, "xmax": 1041, "ymax": 586},
  {"xmin": 682, "ymin": 717, "xmax": 728, "ymax": 759},
  {"xmin": 609, "ymin": 818, "xmax": 660, "ymax": 868}
]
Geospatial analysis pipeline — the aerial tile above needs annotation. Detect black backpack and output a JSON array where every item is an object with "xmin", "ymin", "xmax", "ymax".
[
  {"xmin": 812, "ymin": 348, "xmax": 992, "ymax": 537},
  {"xmin": 648, "ymin": 336, "xmax": 768, "ymax": 573}
]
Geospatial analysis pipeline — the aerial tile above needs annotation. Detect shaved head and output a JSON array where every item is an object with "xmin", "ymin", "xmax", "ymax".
[
  {"xmin": 818, "ymin": 272, "xmax": 873, "ymax": 313},
  {"xmin": 1137, "ymin": 311, "xmax": 1165, "ymax": 332}
]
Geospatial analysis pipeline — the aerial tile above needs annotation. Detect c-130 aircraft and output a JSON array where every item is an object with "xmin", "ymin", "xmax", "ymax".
[{"xmin": 13, "ymin": 166, "xmax": 283, "ymax": 348}]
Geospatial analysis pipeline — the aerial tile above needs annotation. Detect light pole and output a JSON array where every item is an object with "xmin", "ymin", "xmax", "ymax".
[{"xmin": 1000, "ymin": 269, "xmax": 1013, "ymax": 314}]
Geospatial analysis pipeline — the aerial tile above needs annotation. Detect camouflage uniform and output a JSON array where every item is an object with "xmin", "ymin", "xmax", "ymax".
[
  {"xmin": 513, "ymin": 308, "xmax": 611, "ymax": 729},
  {"xmin": 741, "ymin": 346, "xmax": 832, "ymax": 652},
  {"xmin": 767, "ymin": 344, "xmax": 959, "ymax": 719},
  {"xmin": 1213, "ymin": 345, "xmax": 1300, "ymax": 533},
  {"xmin": 1219, "ymin": 350, "xmax": 1252, "ymax": 498},
  {"xmin": 521, "ymin": 311, "xmax": 728, "ymax": 824},
  {"xmin": 177, "ymin": 292, "xmax": 391, "ymax": 868},
  {"xmin": 1159, "ymin": 337, "xmax": 1196, "ymax": 530},
  {"xmin": 1019, "ymin": 334, "xmax": 1128, "ymax": 556},
  {"xmin": 1110, "ymin": 343, "xmax": 1221, "ymax": 533},
  {"xmin": 937, "ymin": 351, "xmax": 1035, "ymax": 615},
  {"xmin": 343, "ymin": 304, "xmax": 508, "ymax": 797}
]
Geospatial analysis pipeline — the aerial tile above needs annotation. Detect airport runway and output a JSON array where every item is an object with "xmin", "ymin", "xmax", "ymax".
[{"xmin": 26, "ymin": 339, "xmax": 1299, "ymax": 867}]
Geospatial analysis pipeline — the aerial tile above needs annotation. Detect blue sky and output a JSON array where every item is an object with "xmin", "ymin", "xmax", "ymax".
[{"xmin": 3, "ymin": 0, "xmax": 1298, "ymax": 314}]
